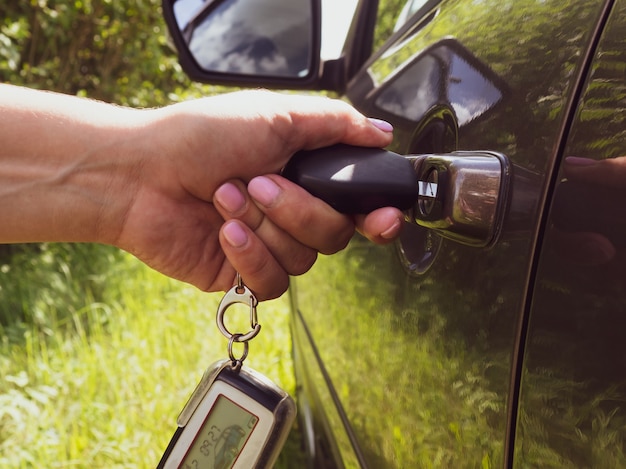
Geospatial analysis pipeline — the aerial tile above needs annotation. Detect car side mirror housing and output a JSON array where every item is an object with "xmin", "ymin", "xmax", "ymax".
[{"xmin": 162, "ymin": 0, "xmax": 323, "ymax": 89}]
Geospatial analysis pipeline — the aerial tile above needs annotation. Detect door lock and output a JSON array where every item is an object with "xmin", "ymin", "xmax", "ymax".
[
  {"xmin": 282, "ymin": 144, "xmax": 510, "ymax": 248},
  {"xmin": 409, "ymin": 151, "xmax": 510, "ymax": 247}
]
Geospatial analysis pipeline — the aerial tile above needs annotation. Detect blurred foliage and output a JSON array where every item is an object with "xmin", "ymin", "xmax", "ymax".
[
  {"xmin": 365, "ymin": 0, "xmax": 603, "ymax": 173},
  {"xmin": 0, "ymin": 0, "xmax": 225, "ymax": 106},
  {"xmin": 295, "ymin": 239, "xmax": 507, "ymax": 467},
  {"xmin": 0, "ymin": 0, "xmax": 229, "ymax": 330},
  {"xmin": 373, "ymin": 0, "xmax": 409, "ymax": 49},
  {"xmin": 567, "ymin": 4, "xmax": 626, "ymax": 159},
  {"xmin": 0, "ymin": 1, "xmax": 307, "ymax": 465},
  {"xmin": 0, "ymin": 249, "xmax": 302, "ymax": 467},
  {"xmin": 0, "ymin": 243, "xmax": 122, "ymax": 339}
]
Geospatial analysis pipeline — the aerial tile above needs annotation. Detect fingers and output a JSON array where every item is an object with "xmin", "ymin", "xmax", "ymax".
[
  {"xmin": 247, "ymin": 175, "xmax": 355, "ymax": 254},
  {"xmin": 213, "ymin": 176, "xmax": 405, "ymax": 299},
  {"xmin": 354, "ymin": 207, "xmax": 405, "ymax": 244},
  {"xmin": 214, "ymin": 178, "xmax": 327, "ymax": 299},
  {"xmin": 218, "ymin": 220, "xmax": 290, "ymax": 300},
  {"xmin": 199, "ymin": 91, "xmax": 394, "ymax": 149},
  {"xmin": 167, "ymin": 91, "xmax": 395, "ymax": 202},
  {"xmin": 214, "ymin": 179, "xmax": 319, "ymax": 273},
  {"xmin": 270, "ymin": 93, "xmax": 395, "ymax": 153}
]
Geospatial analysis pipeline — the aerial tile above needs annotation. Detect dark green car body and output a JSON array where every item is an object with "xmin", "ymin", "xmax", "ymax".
[{"xmin": 165, "ymin": 0, "xmax": 626, "ymax": 466}]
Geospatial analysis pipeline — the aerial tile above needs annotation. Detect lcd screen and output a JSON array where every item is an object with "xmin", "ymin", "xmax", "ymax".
[{"xmin": 180, "ymin": 394, "xmax": 259, "ymax": 469}]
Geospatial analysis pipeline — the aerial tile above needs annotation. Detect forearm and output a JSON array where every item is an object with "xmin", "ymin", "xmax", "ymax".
[{"xmin": 0, "ymin": 84, "xmax": 149, "ymax": 245}]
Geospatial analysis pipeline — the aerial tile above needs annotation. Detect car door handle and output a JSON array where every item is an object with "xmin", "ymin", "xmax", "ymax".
[{"xmin": 282, "ymin": 144, "xmax": 510, "ymax": 247}]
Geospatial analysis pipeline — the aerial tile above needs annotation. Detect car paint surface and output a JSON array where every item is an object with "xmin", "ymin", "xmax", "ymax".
[
  {"xmin": 290, "ymin": 0, "xmax": 625, "ymax": 467},
  {"xmin": 516, "ymin": 1, "xmax": 626, "ymax": 467}
]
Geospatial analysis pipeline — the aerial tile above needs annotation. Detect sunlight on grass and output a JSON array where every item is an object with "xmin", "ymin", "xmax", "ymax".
[{"xmin": 0, "ymin": 249, "xmax": 298, "ymax": 468}]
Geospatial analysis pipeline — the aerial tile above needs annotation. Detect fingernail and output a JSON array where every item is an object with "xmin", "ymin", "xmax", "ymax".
[
  {"xmin": 565, "ymin": 156, "xmax": 597, "ymax": 167},
  {"xmin": 214, "ymin": 183, "xmax": 246, "ymax": 213},
  {"xmin": 381, "ymin": 218, "xmax": 402, "ymax": 240},
  {"xmin": 222, "ymin": 221, "xmax": 248, "ymax": 247},
  {"xmin": 368, "ymin": 118, "xmax": 394, "ymax": 133},
  {"xmin": 248, "ymin": 176, "xmax": 281, "ymax": 207}
]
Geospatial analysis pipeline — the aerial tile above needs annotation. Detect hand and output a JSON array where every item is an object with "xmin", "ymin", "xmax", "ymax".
[
  {"xmin": 0, "ymin": 86, "xmax": 402, "ymax": 300},
  {"xmin": 213, "ymin": 175, "xmax": 403, "ymax": 299},
  {"xmin": 114, "ymin": 91, "xmax": 401, "ymax": 299}
]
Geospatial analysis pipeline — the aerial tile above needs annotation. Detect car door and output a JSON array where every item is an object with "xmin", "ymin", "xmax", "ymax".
[
  {"xmin": 290, "ymin": 0, "xmax": 613, "ymax": 467},
  {"xmin": 514, "ymin": 1, "xmax": 626, "ymax": 466}
]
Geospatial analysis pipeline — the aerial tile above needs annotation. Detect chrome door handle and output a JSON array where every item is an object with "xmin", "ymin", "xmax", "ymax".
[
  {"xmin": 408, "ymin": 151, "xmax": 510, "ymax": 247},
  {"xmin": 283, "ymin": 145, "xmax": 510, "ymax": 247}
]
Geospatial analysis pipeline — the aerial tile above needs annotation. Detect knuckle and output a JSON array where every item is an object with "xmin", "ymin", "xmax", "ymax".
[
  {"xmin": 286, "ymin": 249, "xmax": 317, "ymax": 276},
  {"xmin": 319, "ymin": 226, "xmax": 353, "ymax": 255},
  {"xmin": 263, "ymin": 277, "xmax": 290, "ymax": 301}
]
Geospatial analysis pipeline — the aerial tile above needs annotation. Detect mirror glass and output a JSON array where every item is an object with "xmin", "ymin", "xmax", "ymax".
[
  {"xmin": 375, "ymin": 41, "xmax": 505, "ymax": 126},
  {"xmin": 173, "ymin": 0, "xmax": 313, "ymax": 78}
]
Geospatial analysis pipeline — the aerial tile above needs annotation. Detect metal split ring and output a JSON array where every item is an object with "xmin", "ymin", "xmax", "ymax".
[{"xmin": 228, "ymin": 333, "xmax": 249, "ymax": 366}]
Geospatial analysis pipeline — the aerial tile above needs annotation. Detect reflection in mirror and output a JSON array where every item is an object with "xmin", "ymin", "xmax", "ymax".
[
  {"xmin": 375, "ymin": 40, "xmax": 505, "ymax": 126},
  {"xmin": 173, "ymin": 0, "xmax": 312, "ymax": 78},
  {"xmin": 320, "ymin": 0, "xmax": 358, "ymax": 60}
]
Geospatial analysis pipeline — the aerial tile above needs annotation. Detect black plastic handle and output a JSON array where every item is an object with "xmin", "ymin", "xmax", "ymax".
[{"xmin": 282, "ymin": 144, "xmax": 418, "ymax": 213}]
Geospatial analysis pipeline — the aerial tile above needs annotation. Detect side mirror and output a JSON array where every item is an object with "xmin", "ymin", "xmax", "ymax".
[{"xmin": 162, "ymin": 0, "xmax": 321, "ymax": 88}]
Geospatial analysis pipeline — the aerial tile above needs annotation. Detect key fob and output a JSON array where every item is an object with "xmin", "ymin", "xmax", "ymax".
[{"xmin": 158, "ymin": 360, "xmax": 296, "ymax": 469}]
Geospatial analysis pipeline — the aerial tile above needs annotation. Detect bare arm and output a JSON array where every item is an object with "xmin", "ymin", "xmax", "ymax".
[{"xmin": 0, "ymin": 85, "xmax": 403, "ymax": 299}]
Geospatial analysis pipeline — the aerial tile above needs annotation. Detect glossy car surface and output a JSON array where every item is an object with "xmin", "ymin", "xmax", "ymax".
[{"xmin": 164, "ymin": 0, "xmax": 626, "ymax": 466}]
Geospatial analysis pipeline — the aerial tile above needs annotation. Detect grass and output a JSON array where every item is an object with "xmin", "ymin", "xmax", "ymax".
[
  {"xmin": 2, "ymin": 242, "xmax": 624, "ymax": 468},
  {"xmin": 0, "ymin": 244, "xmax": 304, "ymax": 468}
]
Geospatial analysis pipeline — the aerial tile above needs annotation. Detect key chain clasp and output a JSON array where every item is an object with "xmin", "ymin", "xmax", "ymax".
[{"xmin": 216, "ymin": 273, "xmax": 261, "ymax": 343}]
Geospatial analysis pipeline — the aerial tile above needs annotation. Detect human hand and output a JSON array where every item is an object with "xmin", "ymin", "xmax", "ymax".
[
  {"xmin": 212, "ymin": 175, "xmax": 403, "ymax": 299},
  {"xmin": 114, "ymin": 90, "xmax": 402, "ymax": 299}
]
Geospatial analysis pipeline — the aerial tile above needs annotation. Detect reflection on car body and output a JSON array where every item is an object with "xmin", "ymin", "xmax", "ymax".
[
  {"xmin": 164, "ymin": 0, "xmax": 626, "ymax": 466},
  {"xmin": 373, "ymin": 39, "xmax": 506, "ymax": 126}
]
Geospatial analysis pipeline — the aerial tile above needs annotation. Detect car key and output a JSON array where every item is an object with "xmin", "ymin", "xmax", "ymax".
[
  {"xmin": 157, "ymin": 275, "xmax": 296, "ymax": 469},
  {"xmin": 282, "ymin": 143, "xmax": 419, "ymax": 213}
]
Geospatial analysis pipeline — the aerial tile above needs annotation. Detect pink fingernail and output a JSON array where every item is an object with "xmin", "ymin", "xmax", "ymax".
[
  {"xmin": 214, "ymin": 183, "xmax": 246, "ymax": 213},
  {"xmin": 381, "ymin": 218, "xmax": 402, "ymax": 240},
  {"xmin": 223, "ymin": 221, "xmax": 248, "ymax": 247},
  {"xmin": 249, "ymin": 176, "xmax": 281, "ymax": 207},
  {"xmin": 368, "ymin": 118, "xmax": 394, "ymax": 133}
]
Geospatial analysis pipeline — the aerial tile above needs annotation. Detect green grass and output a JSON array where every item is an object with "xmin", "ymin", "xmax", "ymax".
[{"xmin": 0, "ymin": 244, "xmax": 304, "ymax": 468}]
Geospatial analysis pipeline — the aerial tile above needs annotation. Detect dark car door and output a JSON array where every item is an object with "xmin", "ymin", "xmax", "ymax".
[
  {"xmin": 514, "ymin": 1, "xmax": 626, "ymax": 467},
  {"xmin": 290, "ymin": 0, "xmax": 615, "ymax": 467}
]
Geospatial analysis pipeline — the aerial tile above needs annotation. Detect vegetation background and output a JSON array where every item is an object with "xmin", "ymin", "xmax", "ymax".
[
  {"xmin": 6, "ymin": 0, "xmax": 623, "ymax": 468},
  {"xmin": 0, "ymin": 0, "xmax": 302, "ymax": 467},
  {"xmin": 0, "ymin": 0, "xmax": 408, "ymax": 466}
]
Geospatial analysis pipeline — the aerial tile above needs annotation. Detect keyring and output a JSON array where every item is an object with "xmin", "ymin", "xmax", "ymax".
[{"xmin": 228, "ymin": 333, "xmax": 249, "ymax": 368}]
